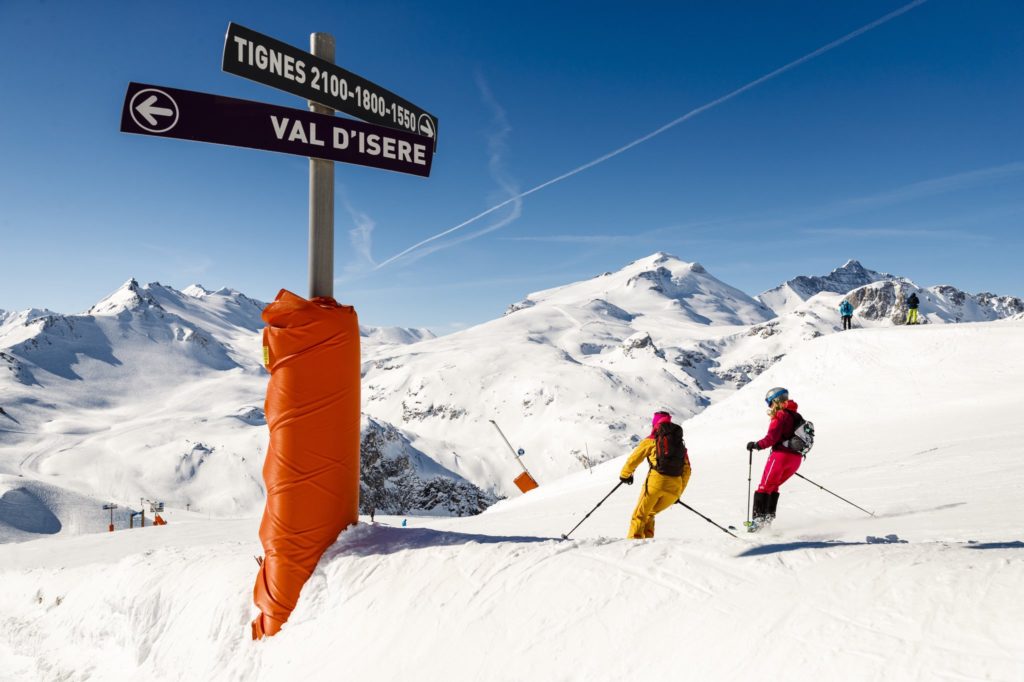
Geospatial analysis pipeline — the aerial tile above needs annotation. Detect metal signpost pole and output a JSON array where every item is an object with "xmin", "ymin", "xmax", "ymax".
[{"xmin": 308, "ymin": 32, "xmax": 335, "ymax": 300}]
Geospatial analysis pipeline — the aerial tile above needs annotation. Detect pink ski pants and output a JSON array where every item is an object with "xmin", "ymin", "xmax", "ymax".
[{"xmin": 757, "ymin": 450, "xmax": 803, "ymax": 494}]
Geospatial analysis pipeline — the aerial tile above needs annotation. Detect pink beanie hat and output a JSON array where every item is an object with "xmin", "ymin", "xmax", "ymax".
[{"xmin": 650, "ymin": 411, "xmax": 672, "ymax": 437}]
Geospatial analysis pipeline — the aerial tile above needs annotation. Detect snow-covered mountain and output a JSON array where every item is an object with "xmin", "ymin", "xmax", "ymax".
[
  {"xmin": 362, "ymin": 253, "xmax": 1023, "ymax": 496},
  {"xmin": 0, "ymin": 280, "xmax": 468, "ymax": 533},
  {"xmin": 2, "ymin": 255, "xmax": 1022, "ymax": 533},
  {"xmin": 362, "ymin": 253, "xmax": 780, "ymax": 495},
  {"xmin": 847, "ymin": 279, "xmax": 1024, "ymax": 324},
  {"xmin": 508, "ymin": 252, "xmax": 775, "ymax": 325},
  {"xmin": 360, "ymin": 325, "xmax": 436, "ymax": 346},
  {"xmin": 0, "ymin": 280, "xmax": 272, "ymax": 525},
  {"xmin": 758, "ymin": 259, "xmax": 896, "ymax": 314}
]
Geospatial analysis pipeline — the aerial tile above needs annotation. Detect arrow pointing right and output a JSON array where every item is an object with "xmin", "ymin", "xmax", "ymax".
[{"xmin": 135, "ymin": 95, "xmax": 174, "ymax": 126}]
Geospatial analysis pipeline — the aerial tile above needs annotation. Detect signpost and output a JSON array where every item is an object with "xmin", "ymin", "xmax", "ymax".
[
  {"xmin": 102, "ymin": 503, "xmax": 117, "ymax": 532},
  {"xmin": 489, "ymin": 420, "xmax": 541, "ymax": 493},
  {"xmin": 120, "ymin": 82, "xmax": 433, "ymax": 178},
  {"xmin": 120, "ymin": 23, "xmax": 438, "ymax": 638},
  {"xmin": 223, "ymin": 23, "xmax": 438, "ymax": 148},
  {"xmin": 308, "ymin": 33, "xmax": 335, "ymax": 299}
]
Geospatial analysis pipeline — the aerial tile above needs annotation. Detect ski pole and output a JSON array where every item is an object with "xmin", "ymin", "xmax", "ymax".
[
  {"xmin": 746, "ymin": 448, "xmax": 753, "ymax": 525},
  {"xmin": 675, "ymin": 500, "xmax": 738, "ymax": 538},
  {"xmin": 794, "ymin": 472, "xmax": 874, "ymax": 517},
  {"xmin": 561, "ymin": 481, "xmax": 623, "ymax": 540}
]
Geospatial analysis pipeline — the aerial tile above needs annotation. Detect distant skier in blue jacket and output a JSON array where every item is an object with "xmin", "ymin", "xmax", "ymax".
[{"xmin": 838, "ymin": 299, "xmax": 854, "ymax": 331}]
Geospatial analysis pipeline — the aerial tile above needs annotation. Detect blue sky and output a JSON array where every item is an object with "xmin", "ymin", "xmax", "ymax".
[{"xmin": 1, "ymin": 0, "xmax": 1021, "ymax": 331}]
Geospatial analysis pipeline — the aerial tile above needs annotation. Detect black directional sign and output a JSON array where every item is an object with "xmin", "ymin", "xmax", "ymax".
[
  {"xmin": 119, "ymin": 82, "xmax": 433, "ymax": 177},
  {"xmin": 222, "ymin": 23, "xmax": 438, "ymax": 149}
]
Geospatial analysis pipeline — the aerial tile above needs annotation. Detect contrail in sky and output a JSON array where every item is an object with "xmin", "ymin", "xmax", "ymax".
[{"xmin": 376, "ymin": 0, "xmax": 930, "ymax": 270}]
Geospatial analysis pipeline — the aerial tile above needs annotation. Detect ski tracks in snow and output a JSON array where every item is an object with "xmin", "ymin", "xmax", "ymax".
[
  {"xmin": 2, "ymin": 519, "xmax": 1021, "ymax": 681},
  {"xmin": 291, "ymin": 527, "xmax": 1023, "ymax": 681}
]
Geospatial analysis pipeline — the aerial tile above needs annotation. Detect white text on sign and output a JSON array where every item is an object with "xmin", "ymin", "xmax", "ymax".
[
  {"xmin": 232, "ymin": 34, "xmax": 431, "ymax": 138},
  {"xmin": 269, "ymin": 116, "xmax": 428, "ymax": 166}
]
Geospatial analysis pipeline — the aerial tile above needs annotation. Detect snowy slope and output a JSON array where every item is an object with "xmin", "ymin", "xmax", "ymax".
[
  {"xmin": 708, "ymin": 275, "xmax": 1024, "ymax": 395},
  {"xmin": 0, "ymin": 281, "xmax": 468, "ymax": 525},
  {"xmin": 2, "ymin": 257, "xmax": 1021, "ymax": 532},
  {"xmin": 510, "ymin": 252, "xmax": 775, "ymax": 325},
  {"xmin": 362, "ymin": 253, "xmax": 777, "ymax": 493},
  {"xmin": 361, "ymin": 253, "xmax": 1023, "ymax": 495},
  {"xmin": 360, "ymin": 325, "xmax": 436, "ymax": 346},
  {"xmin": 1, "ymin": 320, "xmax": 1021, "ymax": 681},
  {"xmin": 0, "ymin": 280, "xmax": 270, "ymax": 516}
]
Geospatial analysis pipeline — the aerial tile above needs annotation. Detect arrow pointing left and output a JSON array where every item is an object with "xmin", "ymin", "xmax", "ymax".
[
  {"xmin": 127, "ymin": 88, "xmax": 179, "ymax": 133},
  {"xmin": 135, "ymin": 95, "xmax": 174, "ymax": 126}
]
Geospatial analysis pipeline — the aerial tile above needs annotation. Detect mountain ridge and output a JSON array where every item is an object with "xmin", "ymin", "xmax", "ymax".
[
  {"xmin": 757, "ymin": 259, "xmax": 898, "ymax": 315},
  {"xmin": 2, "ymin": 254, "xmax": 1022, "ymax": 521}
]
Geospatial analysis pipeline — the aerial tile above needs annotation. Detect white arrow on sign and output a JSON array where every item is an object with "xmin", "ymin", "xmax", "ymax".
[
  {"xmin": 135, "ymin": 95, "xmax": 174, "ymax": 126},
  {"xmin": 128, "ymin": 88, "xmax": 180, "ymax": 134}
]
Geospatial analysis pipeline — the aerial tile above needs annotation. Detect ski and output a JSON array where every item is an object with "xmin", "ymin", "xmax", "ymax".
[{"xmin": 742, "ymin": 519, "xmax": 775, "ymax": 533}]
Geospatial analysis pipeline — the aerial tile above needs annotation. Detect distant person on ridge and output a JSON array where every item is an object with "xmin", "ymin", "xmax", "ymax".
[
  {"xmin": 905, "ymin": 292, "xmax": 920, "ymax": 325},
  {"xmin": 745, "ymin": 388, "xmax": 805, "ymax": 531},
  {"xmin": 619, "ymin": 411, "xmax": 691, "ymax": 539},
  {"xmin": 839, "ymin": 298, "xmax": 854, "ymax": 330}
]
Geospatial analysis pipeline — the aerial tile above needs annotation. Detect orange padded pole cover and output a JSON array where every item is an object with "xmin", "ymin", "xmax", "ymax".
[{"xmin": 251, "ymin": 290, "xmax": 361, "ymax": 639}]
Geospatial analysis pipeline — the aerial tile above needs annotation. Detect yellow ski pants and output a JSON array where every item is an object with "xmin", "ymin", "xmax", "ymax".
[
  {"xmin": 628, "ymin": 468, "xmax": 691, "ymax": 539},
  {"xmin": 906, "ymin": 308, "xmax": 919, "ymax": 324}
]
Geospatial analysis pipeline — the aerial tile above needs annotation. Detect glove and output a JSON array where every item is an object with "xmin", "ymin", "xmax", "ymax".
[
  {"xmin": 746, "ymin": 441, "xmax": 758, "ymax": 452},
  {"xmin": 619, "ymin": 474, "xmax": 634, "ymax": 485}
]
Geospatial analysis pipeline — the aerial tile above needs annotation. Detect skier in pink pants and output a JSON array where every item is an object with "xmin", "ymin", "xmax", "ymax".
[{"xmin": 746, "ymin": 387, "xmax": 805, "ymax": 530}]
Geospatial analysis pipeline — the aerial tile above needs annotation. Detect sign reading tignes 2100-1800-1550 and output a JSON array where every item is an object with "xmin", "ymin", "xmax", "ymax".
[
  {"xmin": 119, "ymin": 82, "xmax": 433, "ymax": 177},
  {"xmin": 222, "ymin": 23, "xmax": 438, "ymax": 149}
]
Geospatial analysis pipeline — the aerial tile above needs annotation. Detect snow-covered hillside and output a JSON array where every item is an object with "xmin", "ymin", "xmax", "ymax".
[
  {"xmin": 3, "ymin": 255, "xmax": 1021, "ymax": 523},
  {"xmin": 360, "ymin": 325, "xmax": 436, "ymax": 346},
  {"xmin": 0, "ymin": 280, "xmax": 270, "ymax": 519},
  {"xmin": 361, "ymin": 253, "xmax": 1023, "ymax": 495},
  {"xmin": 848, "ymin": 279, "xmax": 1024, "ymax": 325},
  {"xmin": 361, "ymin": 254, "xmax": 785, "ymax": 493},
  {"xmin": 1, "ymin": 320, "xmax": 1021, "ymax": 681},
  {"xmin": 0, "ymin": 280, "xmax": 483, "ymax": 532}
]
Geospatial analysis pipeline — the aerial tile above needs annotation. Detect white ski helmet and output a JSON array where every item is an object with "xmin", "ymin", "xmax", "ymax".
[{"xmin": 765, "ymin": 387, "xmax": 789, "ymax": 406}]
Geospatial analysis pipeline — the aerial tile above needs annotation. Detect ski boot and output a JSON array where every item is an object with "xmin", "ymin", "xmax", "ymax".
[
  {"xmin": 745, "ymin": 492, "xmax": 770, "ymax": 533},
  {"xmin": 762, "ymin": 492, "xmax": 780, "ymax": 529}
]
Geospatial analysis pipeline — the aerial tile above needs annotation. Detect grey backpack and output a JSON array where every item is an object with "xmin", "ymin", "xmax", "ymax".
[{"xmin": 783, "ymin": 412, "xmax": 815, "ymax": 456}]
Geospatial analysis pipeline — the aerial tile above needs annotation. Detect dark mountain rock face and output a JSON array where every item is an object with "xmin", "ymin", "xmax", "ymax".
[{"xmin": 359, "ymin": 418, "xmax": 497, "ymax": 517}]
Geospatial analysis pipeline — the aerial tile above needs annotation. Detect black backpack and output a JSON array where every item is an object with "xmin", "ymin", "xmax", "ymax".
[{"xmin": 651, "ymin": 422, "xmax": 688, "ymax": 476}]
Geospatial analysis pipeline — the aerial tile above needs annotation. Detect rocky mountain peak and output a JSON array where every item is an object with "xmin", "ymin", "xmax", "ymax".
[
  {"xmin": 759, "ymin": 260, "xmax": 898, "ymax": 315},
  {"xmin": 87, "ymin": 278, "xmax": 165, "ymax": 316}
]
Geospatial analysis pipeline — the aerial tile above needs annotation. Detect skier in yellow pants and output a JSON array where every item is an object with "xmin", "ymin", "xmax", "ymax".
[
  {"xmin": 905, "ymin": 292, "xmax": 920, "ymax": 325},
  {"xmin": 620, "ymin": 411, "xmax": 692, "ymax": 539}
]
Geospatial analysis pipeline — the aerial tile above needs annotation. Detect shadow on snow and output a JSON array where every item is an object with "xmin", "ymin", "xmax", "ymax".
[
  {"xmin": 739, "ymin": 536, "xmax": 1023, "ymax": 556},
  {"xmin": 738, "ymin": 540, "xmax": 869, "ymax": 557},
  {"xmin": 965, "ymin": 541, "xmax": 1024, "ymax": 550},
  {"xmin": 324, "ymin": 523, "xmax": 557, "ymax": 559}
]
